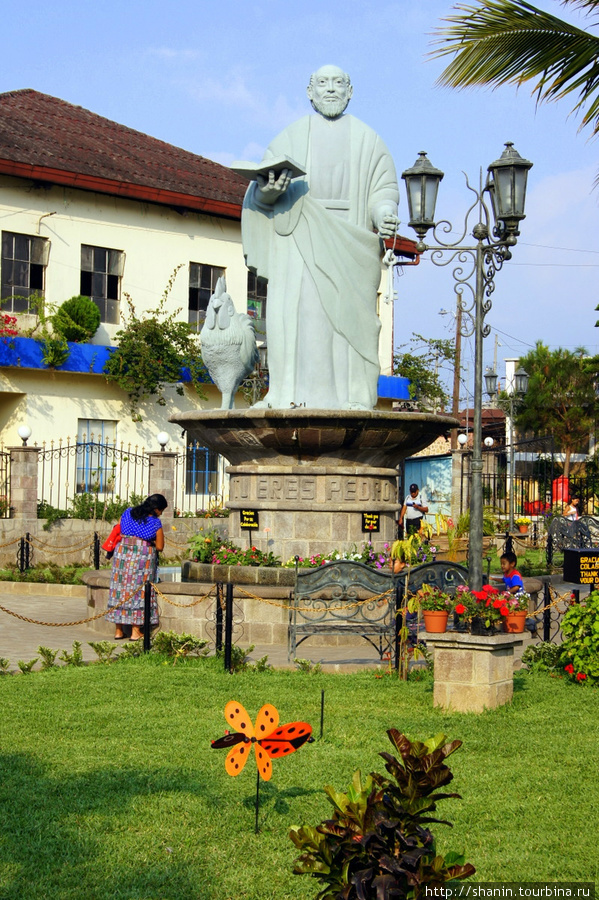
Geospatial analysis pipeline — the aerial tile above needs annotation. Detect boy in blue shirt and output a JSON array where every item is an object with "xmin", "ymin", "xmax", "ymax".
[{"xmin": 500, "ymin": 551, "xmax": 524, "ymax": 595}]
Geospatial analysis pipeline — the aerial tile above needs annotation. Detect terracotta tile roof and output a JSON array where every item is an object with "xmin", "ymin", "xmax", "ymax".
[{"xmin": 0, "ymin": 89, "xmax": 247, "ymax": 217}]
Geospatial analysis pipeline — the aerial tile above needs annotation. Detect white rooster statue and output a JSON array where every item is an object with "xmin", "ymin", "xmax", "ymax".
[{"xmin": 200, "ymin": 276, "xmax": 259, "ymax": 409}]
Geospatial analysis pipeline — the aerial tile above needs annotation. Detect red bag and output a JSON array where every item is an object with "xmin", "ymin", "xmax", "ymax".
[{"xmin": 102, "ymin": 523, "xmax": 121, "ymax": 552}]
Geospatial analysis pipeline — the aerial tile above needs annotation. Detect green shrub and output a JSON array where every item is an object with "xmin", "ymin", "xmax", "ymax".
[
  {"xmin": 290, "ymin": 730, "xmax": 474, "ymax": 898},
  {"xmin": 52, "ymin": 295, "xmax": 101, "ymax": 342},
  {"xmin": 151, "ymin": 630, "xmax": 209, "ymax": 660},
  {"xmin": 59, "ymin": 641, "xmax": 84, "ymax": 667},
  {"xmin": 560, "ymin": 591, "xmax": 599, "ymax": 685},
  {"xmin": 37, "ymin": 646, "xmax": 58, "ymax": 670},
  {"xmin": 522, "ymin": 641, "xmax": 562, "ymax": 674}
]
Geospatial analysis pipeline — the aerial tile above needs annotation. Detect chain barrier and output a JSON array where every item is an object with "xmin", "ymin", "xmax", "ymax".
[
  {"xmin": 0, "ymin": 536, "xmax": 23, "ymax": 549},
  {"xmin": 235, "ymin": 584, "xmax": 394, "ymax": 613},
  {"xmin": 0, "ymin": 577, "xmax": 578, "ymax": 631},
  {"xmin": 153, "ymin": 583, "xmax": 215, "ymax": 608},
  {"xmin": 27, "ymin": 536, "xmax": 95, "ymax": 552},
  {"xmin": 0, "ymin": 581, "xmax": 147, "ymax": 627}
]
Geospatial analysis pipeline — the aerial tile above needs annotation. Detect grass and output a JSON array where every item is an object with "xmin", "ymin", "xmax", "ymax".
[{"xmin": 0, "ymin": 656, "xmax": 597, "ymax": 898}]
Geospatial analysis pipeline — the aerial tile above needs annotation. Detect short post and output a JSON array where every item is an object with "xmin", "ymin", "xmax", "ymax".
[
  {"xmin": 143, "ymin": 582, "xmax": 152, "ymax": 653},
  {"xmin": 543, "ymin": 582, "xmax": 551, "ymax": 642},
  {"xmin": 224, "ymin": 582, "xmax": 233, "ymax": 673},
  {"xmin": 394, "ymin": 582, "xmax": 402, "ymax": 672},
  {"xmin": 546, "ymin": 533, "xmax": 553, "ymax": 566},
  {"xmin": 24, "ymin": 532, "xmax": 31, "ymax": 571},
  {"xmin": 93, "ymin": 532, "xmax": 100, "ymax": 570},
  {"xmin": 215, "ymin": 582, "xmax": 223, "ymax": 651},
  {"xmin": 18, "ymin": 536, "xmax": 26, "ymax": 574}
]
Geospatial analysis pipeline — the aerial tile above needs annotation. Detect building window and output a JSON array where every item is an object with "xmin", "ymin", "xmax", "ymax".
[
  {"xmin": 80, "ymin": 245, "xmax": 124, "ymax": 324},
  {"xmin": 188, "ymin": 263, "xmax": 224, "ymax": 331},
  {"xmin": 1, "ymin": 231, "xmax": 49, "ymax": 312},
  {"xmin": 247, "ymin": 271, "xmax": 267, "ymax": 338},
  {"xmin": 76, "ymin": 418, "xmax": 117, "ymax": 493},
  {"xmin": 185, "ymin": 443, "xmax": 219, "ymax": 496}
]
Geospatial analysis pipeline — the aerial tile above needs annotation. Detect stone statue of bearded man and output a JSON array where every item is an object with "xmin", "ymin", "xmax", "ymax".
[{"xmin": 241, "ymin": 65, "xmax": 400, "ymax": 410}]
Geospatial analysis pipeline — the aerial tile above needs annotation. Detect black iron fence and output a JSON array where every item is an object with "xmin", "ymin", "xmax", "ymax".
[
  {"xmin": 173, "ymin": 441, "xmax": 224, "ymax": 516},
  {"xmin": 38, "ymin": 440, "xmax": 151, "ymax": 514},
  {"xmin": 459, "ymin": 435, "xmax": 599, "ymax": 520}
]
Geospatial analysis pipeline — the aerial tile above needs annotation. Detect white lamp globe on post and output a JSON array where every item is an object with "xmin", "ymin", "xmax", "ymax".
[
  {"xmin": 157, "ymin": 431, "xmax": 170, "ymax": 452},
  {"xmin": 17, "ymin": 425, "xmax": 32, "ymax": 447},
  {"xmin": 457, "ymin": 433, "xmax": 468, "ymax": 448}
]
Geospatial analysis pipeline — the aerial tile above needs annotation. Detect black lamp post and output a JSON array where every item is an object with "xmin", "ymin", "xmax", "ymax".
[{"xmin": 401, "ymin": 143, "xmax": 532, "ymax": 589}]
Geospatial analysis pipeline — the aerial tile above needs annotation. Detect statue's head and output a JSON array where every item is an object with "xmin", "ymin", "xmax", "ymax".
[{"xmin": 307, "ymin": 65, "xmax": 352, "ymax": 119}]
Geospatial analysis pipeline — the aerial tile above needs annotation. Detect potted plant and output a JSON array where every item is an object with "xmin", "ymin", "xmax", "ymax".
[
  {"xmin": 411, "ymin": 584, "xmax": 452, "ymax": 632},
  {"xmin": 452, "ymin": 584, "xmax": 505, "ymax": 634},
  {"xmin": 499, "ymin": 592, "xmax": 530, "ymax": 633},
  {"xmin": 515, "ymin": 516, "xmax": 531, "ymax": 535}
]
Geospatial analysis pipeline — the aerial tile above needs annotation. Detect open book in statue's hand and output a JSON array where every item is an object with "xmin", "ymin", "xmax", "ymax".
[{"xmin": 231, "ymin": 156, "xmax": 306, "ymax": 182}]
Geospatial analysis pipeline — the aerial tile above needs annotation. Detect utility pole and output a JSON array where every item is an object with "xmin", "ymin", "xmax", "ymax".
[{"xmin": 450, "ymin": 293, "xmax": 462, "ymax": 450}]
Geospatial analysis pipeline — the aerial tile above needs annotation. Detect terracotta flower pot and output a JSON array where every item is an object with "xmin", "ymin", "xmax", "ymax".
[
  {"xmin": 423, "ymin": 610, "xmax": 449, "ymax": 633},
  {"xmin": 517, "ymin": 525, "xmax": 529, "ymax": 535},
  {"xmin": 503, "ymin": 611, "xmax": 527, "ymax": 633}
]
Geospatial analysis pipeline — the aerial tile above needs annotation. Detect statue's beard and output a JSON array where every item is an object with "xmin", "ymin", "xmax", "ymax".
[{"xmin": 311, "ymin": 96, "xmax": 350, "ymax": 118}]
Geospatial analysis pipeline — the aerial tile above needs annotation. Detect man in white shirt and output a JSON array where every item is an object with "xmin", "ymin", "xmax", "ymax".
[{"xmin": 399, "ymin": 483, "xmax": 429, "ymax": 536}]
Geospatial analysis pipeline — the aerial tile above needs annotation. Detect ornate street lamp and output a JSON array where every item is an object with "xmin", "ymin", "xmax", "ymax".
[
  {"xmin": 400, "ymin": 144, "xmax": 533, "ymax": 588},
  {"xmin": 401, "ymin": 152, "xmax": 445, "ymax": 241}
]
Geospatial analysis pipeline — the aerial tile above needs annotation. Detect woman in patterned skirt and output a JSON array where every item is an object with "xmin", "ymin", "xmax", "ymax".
[{"xmin": 106, "ymin": 493, "xmax": 167, "ymax": 640}]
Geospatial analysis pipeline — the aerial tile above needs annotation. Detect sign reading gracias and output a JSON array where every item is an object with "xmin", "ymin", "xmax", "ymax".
[
  {"xmin": 563, "ymin": 548, "xmax": 599, "ymax": 585},
  {"xmin": 240, "ymin": 509, "xmax": 260, "ymax": 530}
]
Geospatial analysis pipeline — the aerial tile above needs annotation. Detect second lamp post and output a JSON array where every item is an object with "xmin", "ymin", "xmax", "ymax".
[{"xmin": 401, "ymin": 143, "xmax": 532, "ymax": 589}]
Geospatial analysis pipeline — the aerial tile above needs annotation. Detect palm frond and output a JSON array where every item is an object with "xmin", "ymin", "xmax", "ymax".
[{"xmin": 432, "ymin": 0, "xmax": 599, "ymax": 133}]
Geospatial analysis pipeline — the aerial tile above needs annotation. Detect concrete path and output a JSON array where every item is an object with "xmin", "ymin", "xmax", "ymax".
[
  {"xmin": 0, "ymin": 582, "xmax": 385, "ymax": 672},
  {"xmin": 0, "ymin": 577, "xmax": 582, "ymax": 674}
]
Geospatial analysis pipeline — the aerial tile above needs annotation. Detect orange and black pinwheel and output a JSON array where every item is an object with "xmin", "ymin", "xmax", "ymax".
[{"xmin": 211, "ymin": 700, "xmax": 312, "ymax": 781}]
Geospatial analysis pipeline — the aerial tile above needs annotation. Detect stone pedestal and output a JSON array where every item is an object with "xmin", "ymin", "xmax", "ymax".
[
  {"xmin": 147, "ymin": 451, "xmax": 176, "ymax": 523},
  {"xmin": 424, "ymin": 631, "xmax": 525, "ymax": 713},
  {"xmin": 169, "ymin": 408, "xmax": 457, "ymax": 561},
  {"xmin": 227, "ymin": 464, "xmax": 397, "ymax": 560},
  {"xmin": 8, "ymin": 445, "xmax": 39, "ymax": 520}
]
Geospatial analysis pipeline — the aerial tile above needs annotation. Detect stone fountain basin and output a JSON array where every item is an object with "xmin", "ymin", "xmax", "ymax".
[{"xmin": 169, "ymin": 408, "xmax": 457, "ymax": 468}]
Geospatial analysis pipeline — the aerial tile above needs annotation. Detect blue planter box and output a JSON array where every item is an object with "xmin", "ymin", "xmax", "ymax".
[
  {"xmin": 0, "ymin": 336, "xmax": 113, "ymax": 374},
  {"xmin": 377, "ymin": 374, "xmax": 410, "ymax": 400}
]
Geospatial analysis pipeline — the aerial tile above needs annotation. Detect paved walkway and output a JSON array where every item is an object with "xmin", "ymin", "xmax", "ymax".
[
  {"xmin": 0, "ymin": 583, "xmax": 385, "ymax": 672},
  {"xmin": 0, "ymin": 577, "xmax": 584, "ymax": 673}
]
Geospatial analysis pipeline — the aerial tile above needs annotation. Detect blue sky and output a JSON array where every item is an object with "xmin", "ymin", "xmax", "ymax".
[{"xmin": 2, "ymin": 0, "xmax": 599, "ymax": 399}]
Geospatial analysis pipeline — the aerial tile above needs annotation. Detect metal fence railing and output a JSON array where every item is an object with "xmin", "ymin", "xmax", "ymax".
[
  {"xmin": 38, "ymin": 440, "xmax": 150, "ymax": 513},
  {"xmin": 173, "ymin": 441, "xmax": 227, "ymax": 516}
]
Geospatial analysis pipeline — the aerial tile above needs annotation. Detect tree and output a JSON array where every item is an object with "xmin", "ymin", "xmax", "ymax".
[
  {"xmin": 103, "ymin": 267, "xmax": 208, "ymax": 420},
  {"xmin": 393, "ymin": 333, "xmax": 457, "ymax": 411},
  {"xmin": 513, "ymin": 341, "xmax": 599, "ymax": 477},
  {"xmin": 432, "ymin": 1, "xmax": 599, "ymax": 172}
]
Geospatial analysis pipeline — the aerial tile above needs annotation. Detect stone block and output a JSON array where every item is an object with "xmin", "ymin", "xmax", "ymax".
[
  {"xmin": 295, "ymin": 511, "xmax": 331, "ymax": 539},
  {"xmin": 434, "ymin": 648, "xmax": 474, "ymax": 682},
  {"xmin": 331, "ymin": 513, "xmax": 350, "ymax": 542},
  {"xmin": 246, "ymin": 623, "xmax": 273, "ymax": 644}
]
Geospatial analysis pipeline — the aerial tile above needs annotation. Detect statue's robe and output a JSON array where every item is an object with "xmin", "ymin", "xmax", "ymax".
[{"xmin": 242, "ymin": 113, "xmax": 399, "ymax": 409}]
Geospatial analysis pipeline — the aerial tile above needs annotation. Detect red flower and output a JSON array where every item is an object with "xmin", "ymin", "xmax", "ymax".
[
  {"xmin": 483, "ymin": 584, "xmax": 497, "ymax": 594},
  {"xmin": 564, "ymin": 664, "xmax": 574, "ymax": 674},
  {"xmin": 455, "ymin": 603, "xmax": 466, "ymax": 615},
  {"xmin": 499, "ymin": 606, "xmax": 509, "ymax": 616},
  {"xmin": 472, "ymin": 591, "xmax": 486, "ymax": 601},
  {"xmin": 492, "ymin": 598, "xmax": 504, "ymax": 609},
  {"xmin": 576, "ymin": 672, "xmax": 587, "ymax": 681}
]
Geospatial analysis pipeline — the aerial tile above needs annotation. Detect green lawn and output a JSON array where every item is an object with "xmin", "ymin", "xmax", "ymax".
[{"xmin": 0, "ymin": 657, "xmax": 597, "ymax": 899}]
